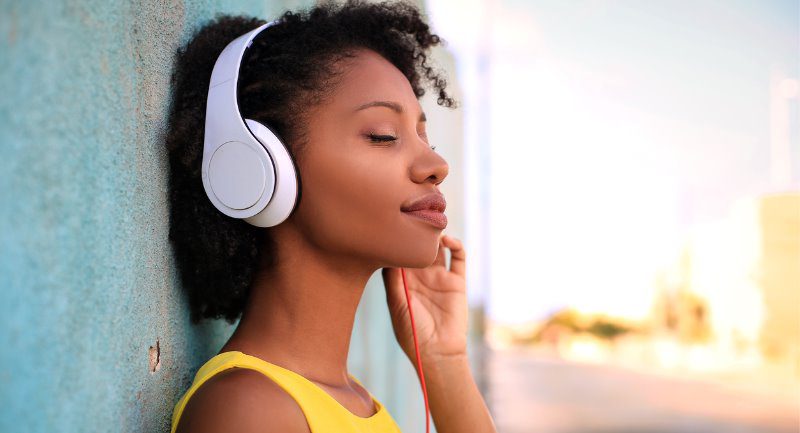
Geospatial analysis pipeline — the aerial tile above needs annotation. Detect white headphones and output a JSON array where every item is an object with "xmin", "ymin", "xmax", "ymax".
[{"xmin": 202, "ymin": 20, "xmax": 299, "ymax": 228}]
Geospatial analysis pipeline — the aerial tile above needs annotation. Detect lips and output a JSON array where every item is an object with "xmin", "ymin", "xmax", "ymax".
[{"xmin": 401, "ymin": 192, "xmax": 447, "ymax": 229}]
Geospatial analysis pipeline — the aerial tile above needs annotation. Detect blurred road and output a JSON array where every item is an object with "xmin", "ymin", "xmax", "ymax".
[{"xmin": 485, "ymin": 346, "xmax": 799, "ymax": 433}]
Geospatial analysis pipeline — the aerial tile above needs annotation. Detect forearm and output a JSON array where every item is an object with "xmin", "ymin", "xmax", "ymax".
[{"xmin": 418, "ymin": 354, "xmax": 498, "ymax": 433}]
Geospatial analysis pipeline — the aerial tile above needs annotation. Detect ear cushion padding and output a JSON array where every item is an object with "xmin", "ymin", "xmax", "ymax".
[{"xmin": 242, "ymin": 119, "xmax": 299, "ymax": 227}]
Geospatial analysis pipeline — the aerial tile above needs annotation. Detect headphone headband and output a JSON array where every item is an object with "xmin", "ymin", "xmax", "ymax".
[{"xmin": 204, "ymin": 20, "xmax": 279, "ymax": 166}]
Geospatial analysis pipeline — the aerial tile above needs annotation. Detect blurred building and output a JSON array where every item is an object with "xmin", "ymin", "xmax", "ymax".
[
  {"xmin": 757, "ymin": 193, "xmax": 800, "ymax": 364},
  {"xmin": 652, "ymin": 192, "xmax": 800, "ymax": 374}
]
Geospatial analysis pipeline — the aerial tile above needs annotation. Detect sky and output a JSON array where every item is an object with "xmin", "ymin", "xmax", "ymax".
[{"xmin": 427, "ymin": 0, "xmax": 800, "ymax": 324}]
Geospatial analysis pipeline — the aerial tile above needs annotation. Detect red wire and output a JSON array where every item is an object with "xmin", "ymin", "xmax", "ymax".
[{"xmin": 400, "ymin": 267, "xmax": 430, "ymax": 433}]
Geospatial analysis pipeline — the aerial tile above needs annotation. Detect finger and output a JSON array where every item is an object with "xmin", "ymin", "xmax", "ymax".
[
  {"xmin": 432, "ymin": 234, "xmax": 446, "ymax": 268},
  {"xmin": 442, "ymin": 235, "xmax": 465, "ymax": 276},
  {"xmin": 381, "ymin": 267, "xmax": 407, "ymax": 313}
]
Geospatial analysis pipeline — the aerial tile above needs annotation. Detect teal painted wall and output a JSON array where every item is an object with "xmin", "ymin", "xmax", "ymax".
[{"xmin": 0, "ymin": 0, "xmax": 471, "ymax": 432}]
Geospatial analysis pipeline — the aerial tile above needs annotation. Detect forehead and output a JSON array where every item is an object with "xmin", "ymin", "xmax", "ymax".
[{"xmin": 326, "ymin": 49, "xmax": 420, "ymax": 113}]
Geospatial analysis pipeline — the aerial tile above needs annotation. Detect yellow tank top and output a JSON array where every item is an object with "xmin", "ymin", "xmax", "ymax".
[{"xmin": 170, "ymin": 351, "xmax": 403, "ymax": 433}]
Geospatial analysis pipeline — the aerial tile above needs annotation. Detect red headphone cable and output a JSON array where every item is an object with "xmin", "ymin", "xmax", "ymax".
[{"xmin": 400, "ymin": 267, "xmax": 431, "ymax": 433}]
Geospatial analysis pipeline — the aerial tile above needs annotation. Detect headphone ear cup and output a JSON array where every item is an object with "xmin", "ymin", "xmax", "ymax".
[{"xmin": 242, "ymin": 119, "xmax": 299, "ymax": 227}]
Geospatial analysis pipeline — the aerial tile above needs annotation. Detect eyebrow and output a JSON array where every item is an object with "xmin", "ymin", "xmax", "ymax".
[{"xmin": 354, "ymin": 100, "xmax": 427, "ymax": 122}]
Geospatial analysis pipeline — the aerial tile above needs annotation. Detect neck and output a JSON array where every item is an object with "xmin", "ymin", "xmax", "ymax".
[{"xmin": 219, "ymin": 223, "xmax": 377, "ymax": 387}]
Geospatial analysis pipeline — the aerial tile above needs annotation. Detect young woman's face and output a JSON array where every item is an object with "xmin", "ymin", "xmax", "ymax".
[{"xmin": 290, "ymin": 48, "xmax": 449, "ymax": 268}]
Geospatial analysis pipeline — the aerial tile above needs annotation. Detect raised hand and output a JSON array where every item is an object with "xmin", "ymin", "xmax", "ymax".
[{"xmin": 381, "ymin": 234, "xmax": 467, "ymax": 364}]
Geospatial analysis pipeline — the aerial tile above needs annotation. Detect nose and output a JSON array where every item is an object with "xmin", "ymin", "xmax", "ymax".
[{"xmin": 410, "ymin": 144, "xmax": 449, "ymax": 186}]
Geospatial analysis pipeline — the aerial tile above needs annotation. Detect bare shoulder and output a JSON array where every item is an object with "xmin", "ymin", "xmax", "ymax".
[{"xmin": 175, "ymin": 367, "xmax": 311, "ymax": 433}]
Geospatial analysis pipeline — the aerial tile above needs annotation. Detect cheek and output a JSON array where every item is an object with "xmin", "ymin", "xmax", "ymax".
[
  {"xmin": 298, "ymin": 152, "xmax": 405, "ymax": 245},
  {"xmin": 296, "ymin": 147, "xmax": 440, "ymax": 266}
]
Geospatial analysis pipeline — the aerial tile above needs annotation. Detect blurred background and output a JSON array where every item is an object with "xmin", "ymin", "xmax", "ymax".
[
  {"xmin": 0, "ymin": 0, "xmax": 797, "ymax": 432},
  {"xmin": 423, "ymin": 1, "xmax": 799, "ymax": 432}
]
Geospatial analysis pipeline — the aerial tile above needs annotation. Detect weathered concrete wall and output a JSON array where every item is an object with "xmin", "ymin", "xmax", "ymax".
[
  {"xmin": 0, "ymin": 1, "xmax": 312, "ymax": 431},
  {"xmin": 0, "ymin": 0, "xmax": 466, "ymax": 432}
]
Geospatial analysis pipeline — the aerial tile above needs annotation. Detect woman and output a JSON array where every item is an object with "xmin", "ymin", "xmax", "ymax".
[{"xmin": 166, "ymin": 1, "xmax": 496, "ymax": 432}]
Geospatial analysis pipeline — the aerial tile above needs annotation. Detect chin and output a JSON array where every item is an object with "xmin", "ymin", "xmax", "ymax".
[
  {"xmin": 416, "ymin": 254, "xmax": 439, "ymax": 268},
  {"xmin": 400, "ymin": 237, "xmax": 440, "ymax": 268},
  {"xmin": 387, "ymin": 213, "xmax": 443, "ymax": 267}
]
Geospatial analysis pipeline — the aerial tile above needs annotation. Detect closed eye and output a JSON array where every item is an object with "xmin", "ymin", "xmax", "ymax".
[{"xmin": 367, "ymin": 133, "xmax": 397, "ymax": 143}]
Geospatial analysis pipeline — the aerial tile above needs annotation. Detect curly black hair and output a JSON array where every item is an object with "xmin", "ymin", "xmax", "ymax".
[{"xmin": 166, "ymin": 0, "xmax": 458, "ymax": 324}]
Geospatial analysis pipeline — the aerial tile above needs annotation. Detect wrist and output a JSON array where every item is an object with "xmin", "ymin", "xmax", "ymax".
[
  {"xmin": 420, "ymin": 351, "xmax": 468, "ymax": 366},
  {"xmin": 417, "ymin": 352, "xmax": 471, "ymax": 381}
]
